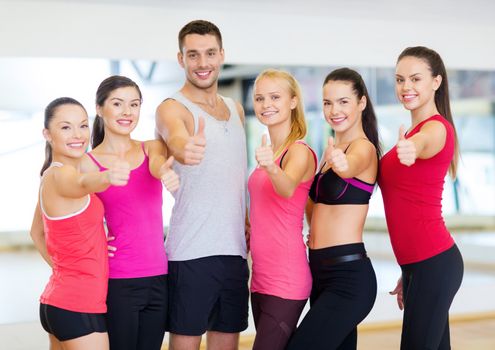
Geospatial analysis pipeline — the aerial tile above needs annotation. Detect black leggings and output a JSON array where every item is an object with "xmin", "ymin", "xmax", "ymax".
[
  {"xmin": 400, "ymin": 244, "xmax": 463, "ymax": 350},
  {"xmin": 251, "ymin": 292, "xmax": 306, "ymax": 350},
  {"xmin": 287, "ymin": 243, "xmax": 377, "ymax": 350},
  {"xmin": 106, "ymin": 274, "xmax": 168, "ymax": 350}
]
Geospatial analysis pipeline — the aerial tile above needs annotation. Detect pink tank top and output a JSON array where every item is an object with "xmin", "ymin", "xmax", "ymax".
[
  {"xmin": 86, "ymin": 143, "xmax": 167, "ymax": 278},
  {"xmin": 40, "ymin": 193, "xmax": 108, "ymax": 313},
  {"xmin": 248, "ymin": 141, "xmax": 316, "ymax": 300}
]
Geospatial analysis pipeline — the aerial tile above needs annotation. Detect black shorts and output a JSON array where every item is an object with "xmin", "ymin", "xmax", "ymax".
[
  {"xmin": 39, "ymin": 303, "xmax": 107, "ymax": 341},
  {"xmin": 168, "ymin": 255, "xmax": 249, "ymax": 336}
]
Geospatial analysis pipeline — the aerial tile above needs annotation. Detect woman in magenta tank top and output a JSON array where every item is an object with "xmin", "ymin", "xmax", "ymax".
[
  {"xmin": 248, "ymin": 69, "xmax": 316, "ymax": 350},
  {"xmin": 80, "ymin": 76, "xmax": 179, "ymax": 350},
  {"xmin": 30, "ymin": 97, "xmax": 130, "ymax": 350},
  {"xmin": 379, "ymin": 47, "xmax": 463, "ymax": 350}
]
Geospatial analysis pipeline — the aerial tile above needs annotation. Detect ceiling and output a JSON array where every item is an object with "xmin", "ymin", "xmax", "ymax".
[
  {"xmin": 22, "ymin": 0, "xmax": 495, "ymax": 24},
  {"xmin": 22, "ymin": 0, "xmax": 495, "ymax": 25},
  {"xmin": 1, "ymin": 0, "xmax": 494, "ymax": 69}
]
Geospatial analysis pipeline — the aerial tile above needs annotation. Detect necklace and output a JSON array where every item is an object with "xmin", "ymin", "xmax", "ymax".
[{"xmin": 222, "ymin": 119, "xmax": 229, "ymax": 135}]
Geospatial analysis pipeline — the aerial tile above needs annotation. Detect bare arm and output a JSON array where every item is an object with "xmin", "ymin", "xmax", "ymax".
[
  {"xmin": 327, "ymin": 138, "xmax": 377, "ymax": 180},
  {"xmin": 263, "ymin": 143, "xmax": 315, "ymax": 198},
  {"xmin": 146, "ymin": 139, "xmax": 180, "ymax": 192},
  {"xmin": 51, "ymin": 166, "xmax": 111, "ymax": 199},
  {"xmin": 50, "ymin": 159, "xmax": 129, "ymax": 199},
  {"xmin": 155, "ymin": 99, "xmax": 205, "ymax": 165},
  {"xmin": 236, "ymin": 101, "xmax": 250, "ymax": 248},
  {"xmin": 397, "ymin": 121, "xmax": 447, "ymax": 166},
  {"xmin": 235, "ymin": 101, "xmax": 246, "ymax": 125},
  {"xmin": 146, "ymin": 140, "xmax": 168, "ymax": 180},
  {"xmin": 416, "ymin": 121, "xmax": 447, "ymax": 158},
  {"xmin": 30, "ymin": 201, "xmax": 52, "ymax": 267}
]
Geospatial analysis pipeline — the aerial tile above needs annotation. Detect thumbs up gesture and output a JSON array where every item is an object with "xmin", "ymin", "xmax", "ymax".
[
  {"xmin": 396, "ymin": 125, "xmax": 417, "ymax": 166},
  {"xmin": 107, "ymin": 150, "xmax": 131, "ymax": 186},
  {"xmin": 184, "ymin": 116, "xmax": 206, "ymax": 165},
  {"xmin": 255, "ymin": 134, "xmax": 276, "ymax": 172},
  {"xmin": 160, "ymin": 156, "xmax": 180, "ymax": 193},
  {"xmin": 324, "ymin": 137, "xmax": 348, "ymax": 172}
]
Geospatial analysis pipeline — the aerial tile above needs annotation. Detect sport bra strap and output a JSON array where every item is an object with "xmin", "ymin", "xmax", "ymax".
[
  {"xmin": 279, "ymin": 141, "xmax": 316, "ymax": 169},
  {"xmin": 279, "ymin": 149, "xmax": 289, "ymax": 168},
  {"xmin": 86, "ymin": 153, "xmax": 105, "ymax": 170},
  {"xmin": 141, "ymin": 142, "xmax": 147, "ymax": 157},
  {"xmin": 343, "ymin": 137, "xmax": 369, "ymax": 154},
  {"xmin": 318, "ymin": 161, "xmax": 327, "ymax": 173}
]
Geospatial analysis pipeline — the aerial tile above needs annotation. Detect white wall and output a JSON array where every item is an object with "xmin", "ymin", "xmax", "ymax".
[{"xmin": 0, "ymin": 0, "xmax": 494, "ymax": 70}]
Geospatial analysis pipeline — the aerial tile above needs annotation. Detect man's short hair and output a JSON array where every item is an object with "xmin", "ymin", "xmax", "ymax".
[{"xmin": 178, "ymin": 20, "xmax": 223, "ymax": 52}]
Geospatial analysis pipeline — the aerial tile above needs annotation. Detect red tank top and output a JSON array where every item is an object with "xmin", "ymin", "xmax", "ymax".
[
  {"xmin": 40, "ymin": 193, "xmax": 108, "ymax": 313},
  {"xmin": 379, "ymin": 115, "xmax": 455, "ymax": 265}
]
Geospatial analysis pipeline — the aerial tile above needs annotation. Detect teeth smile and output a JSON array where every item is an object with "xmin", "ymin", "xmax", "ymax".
[
  {"xmin": 68, "ymin": 142, "xmax": 84, "ymax": 148},
  {"xmin": 262, "ymin": 111, "xmax": 277, "ymax": 117}
]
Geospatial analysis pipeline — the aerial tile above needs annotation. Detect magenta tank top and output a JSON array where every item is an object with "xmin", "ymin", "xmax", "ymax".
[
  {"xmin": 248, "ymin": 141, "xmax": 316, "ymax": 300},
  {"xmin": 86, "ymin": 142, "xmax": 167, "ymax": 278}
]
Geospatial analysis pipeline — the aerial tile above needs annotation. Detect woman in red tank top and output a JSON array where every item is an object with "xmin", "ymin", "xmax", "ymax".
[
  {"xmin": 30, "ymin": 97, "xmax": 130, "ymax": 350},
  {"xmin": 379, "ymin": 46, "xmax": 464, "ymax": 349}
]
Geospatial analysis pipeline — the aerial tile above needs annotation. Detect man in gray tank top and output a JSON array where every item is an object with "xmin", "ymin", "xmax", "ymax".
[{"xmin": 155, "ymin": 20, "xmax": 249, "ymax": 350}]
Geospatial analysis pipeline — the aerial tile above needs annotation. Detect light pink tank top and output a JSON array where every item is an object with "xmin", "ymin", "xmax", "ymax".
[
  {"xmin": 40, "ymin": 193, "xmax": 108, "ymax": 313},
  {"xmin": 248, "ymin": 141, "xmax": 316, "ymax": 300},
  {"xmin": 86, "ymin": 143, "xmax": 167, "ymax": 278}
]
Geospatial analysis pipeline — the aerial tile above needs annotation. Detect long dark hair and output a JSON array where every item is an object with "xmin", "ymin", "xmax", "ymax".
[
  {"xmin": 41, "ymin": 97, "xmax": 86, "ymax": 176},
  {"xmin": 323, "ymin": 68, "xmax": 382, "ymax": 158},
  {"xmin": 398, "ymin": 46, "xmax": 459, "ymax": 178},
  {"xmin": 92, "ymin": 75, "xmax": 142, "ymax": 149}
]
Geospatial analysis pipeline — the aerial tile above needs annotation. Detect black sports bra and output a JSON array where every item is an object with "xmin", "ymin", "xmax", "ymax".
[{"xmin": 309, "ymin": 165, "xmax": 375, "ymax": 205}]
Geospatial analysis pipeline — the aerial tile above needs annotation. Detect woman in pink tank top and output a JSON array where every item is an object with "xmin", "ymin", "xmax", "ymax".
[
  {"xmin": 30, "ymin": 97, "xmax": 130, "ymax": 350},
  {"xmin": 80, "ymin": 76, "xmax": 179, "ymax": 350},
  {"xmin": 248, "ymin": 69, "xmax": 316, "ymax": 350}
]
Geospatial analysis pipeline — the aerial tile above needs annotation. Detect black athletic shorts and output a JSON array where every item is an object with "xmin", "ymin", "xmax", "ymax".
[
  {"xmin": 39, "ymin": 303, "xmax": 107, "ymax": 341},
  {"xmin": 168, "ymin": 255, "xmax": 249, "ymax": 336}
]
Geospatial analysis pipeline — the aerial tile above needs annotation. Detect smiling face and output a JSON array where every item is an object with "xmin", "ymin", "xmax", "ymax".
[
  {"xmin": 253, "ymin": 77, "xmax": 297, "ymax": 129},
  {"xmin": 322, "ymin": 80, "xmax": 366, "ymax": 134},
  {"xmin": 43, "ymin": 104, "xmax": 89, "ymax": 160},
  {"xmin": 96, "ymin": 86, "xmax": 141, "ymax": 136},
  {"xmin": 395, "ymin": 56, "xmax": 441, "ymax": 115},
  {"xmin": 178, "ymin": 33, "xmax": 224, "ymax": 90}
]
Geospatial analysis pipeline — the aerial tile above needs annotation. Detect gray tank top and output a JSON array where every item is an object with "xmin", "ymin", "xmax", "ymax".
[{"xmin": 165, "ymin": 92, "xmax": 247, "ymax": 261}]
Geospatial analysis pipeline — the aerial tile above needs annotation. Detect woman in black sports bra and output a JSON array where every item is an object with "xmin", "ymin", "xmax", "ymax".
[{"xmin": 287, "ymin": 68, "xmax": 381, "ymax": 350}]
